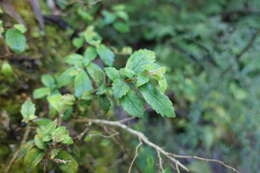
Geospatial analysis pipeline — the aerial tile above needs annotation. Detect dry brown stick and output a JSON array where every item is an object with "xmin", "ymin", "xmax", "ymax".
[
  {"xmin": 4, "ymin": 126, "xmax": 31, "ymax": 173},
  {"xmin": 169, "ymin": 154, "xmax": 241, "ymax": 173},
  {"xmin": 87, "ymin": 119, "xmax": 189, "ymax": 172}
]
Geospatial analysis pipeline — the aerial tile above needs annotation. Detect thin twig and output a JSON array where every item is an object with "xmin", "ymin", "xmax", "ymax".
[
  {"xmin": 86, "ymin": 119, "xmax": 241, "ymax": 173},
  {"xmin": 4, "ymin": 126, "xmax": 31, "ymax": 173},
  {"xmin": 169, "ymin": 154, "xmax": 241, "ymax": 173},
  {"xmin": 128, "ymin": 140, "xmax": 142, "ymax": 173},
  {"xmin": 87, "ymin": 119, "xmax": 189, "ymax": 172},
  {"xmin": 157, "ymin": 150, "xmax": 164, "ymax": 173},
  {"xmin": 175, "ymin": 162, "xmax": 180, "ymax": 173}
]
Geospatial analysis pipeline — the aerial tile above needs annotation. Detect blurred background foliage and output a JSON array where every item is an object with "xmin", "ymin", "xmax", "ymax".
[{"xmin": 0, "ymin": 0, "xmax": 260, "ymax": 172}]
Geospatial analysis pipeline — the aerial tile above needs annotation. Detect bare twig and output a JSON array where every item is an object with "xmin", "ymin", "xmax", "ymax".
[
  {"xmin": 87, "ymin": 119, "xmax": 189, "ymax": 172},
  {"xmin": 4, "ymin": 126, "xmax": 31, "ymax": 173},
  {"xmin": 128, "ymin": 140, "xmax": 142, "ymax": 173},
  {"xmin": 157, "ymin": 150, "xmax": 164, "ymax": 172},
  {"xmin": 175, "ymin": 162, "xmax": 180, "ymax": 173},
  {"xmin": 86, "ymin": 119, "xmax": 241, "ymax": 173},
  {"xmin": 169, "ymin": 154, "xmax": 241, "ymax": 173}
]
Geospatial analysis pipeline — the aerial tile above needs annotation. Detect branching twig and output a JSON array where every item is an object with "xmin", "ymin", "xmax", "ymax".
[
  {"xmin": 169, "ymin": 154, "xmax": 241, "ymax": 173},
  {"xmin": 86, "ymin": 119, "xmax": 241, "ymax": 173},
  {"xmin": 128, "ymin": 140, "xmax": 142, "ymax": 173},
  {"xmin": 87, "ymin": 119, "xmax": 189, "ymax": 172},
  {"xmin": 157, "ymin": 150, "xmax": 164, "ymax": 172}
]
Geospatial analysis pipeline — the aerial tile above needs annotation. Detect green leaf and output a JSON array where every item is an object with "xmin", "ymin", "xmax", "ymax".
[
  {"xmin": 87, "ymin": 63, "xmax": 104, "ymax": 86},
  {"xmin": 158, "ymin": 78, "xmax": 168, "ymax": 93},
  {"xmin": 36, "ymin": 121, "xmax": 57, "ymax": 142},
  {"xmin": 47, "ymin": 94, "xmax": 75, "ymax": 113},
  {"xmin": 104, "ymin": 67, "xmax": 120, "ymax": 80},
  {"xmin": 84, "ymin": 46, "xmax": 97, "ymax": 62},
  {"xmin": 112, "ymin": 79, "xmax": 130, "ymax": 98},
  {"xmin": 84, "ymin": 26, "xmax": 102, "ymax": 46},
  {"xmin": 33, "ymin": 87, "xmax": 51, "ymax": 99},
  {"xmin": 24, "ymin": 148, "xmax": 44, "ymax": 168},
  {"xmin": 21, "ymin": 99, "xmax": 37, "ymax": 123},
  {"xmin": 5, "ymin": 28, "xmax": 27, "ymax": 53},
  {"xmin": 57, "ymin": 151, "xmax": 78, "ymax": 173},
  {"xmin": 140, "ymin": 83, "xmax": 175, "ymax": 117},
  {"xmin": 52, "ymin": 126, "xmax": 73, "ymax": 144},
  {"xmin": 136, "ymin": 74, "xmax": 149, "ymax": 87},
  {"xmin": 97, "ymin": 44, "xmax": 115, "ymax": 66},
  {"xmin": 34, "ymin": 135, "xmax": 46, "ymax": 150},
  {"xmin": 102, "ymin": 10, "xmax": 116, "ymax": 24},
  {"xmin": 113, "ymin": 21, "xmax": 130, "ymax": 33},
  {"xmin": 120, "ymin": 90, "xmax": 144, "ymax": 117},
  {"xmin": 72, "ymin": 37, "xmax": 84, "ymax": 49},
  {"xmin": 144, "ymin": 63, "xmax": 166, "ymax": 80},
  {"xmin": 119, "ymin": 68, "xmax": 135, "ymax": 78},
  {"xmin": 57, "ymin": 67, "xmax": 78, "ymax": 88},
  {"xmin": 98, "ymin": 95, "xmax": 111, "ymax": 113},
  {"xmin": 65, "ymin": 54, "xmax": 83, "ymax": 66},
  {"xmin": 74, "ymin": 70, "xmax": 93, "ymax": 97},
  {"xmin": 1, "ymin": 61, "xmax": 13, "ymax": 76},
  {"xmin": 14, "ymin": 24, "xmax": 27, "ymax": 33},
  {"xmin": 34, "ymin": 118, "xmax": 52, "ymax": 126},
  {"xmin": 41, "ymin": 74, "xmax": 55, "ymax": 88},
  {"xmin": 126, "ymin": 49, "xmax": 156, "ymax": 73}
]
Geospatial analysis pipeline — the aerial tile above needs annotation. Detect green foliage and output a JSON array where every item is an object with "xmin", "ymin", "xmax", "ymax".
[
  {"xmin": 21, "ymin": 99, "xmax": 36, "ymax": 123},
  {"xmin": 24, "ymin": 148, "xmax": 44, "ymax": 168},
  {"xmin": 5, "ymin": 28, "xmax": 27, "ymax": 53},
  {"xmin": 120, "ymin": 90, "xmax": 145, "ymax": 117},
  {"xmin": 140, "ymin": 83, "xmax": 175, "ymax": 117},
  {"xmin": 2, "ymin": 0, "xmax": 260, "ymax": 172},
  {"xmin": 1, "ymin": 61, "xmax": 13, "ymax": 76},
  {"xmin": 96, "ymin": 44, "xmax": 115, "ymax": 66}
]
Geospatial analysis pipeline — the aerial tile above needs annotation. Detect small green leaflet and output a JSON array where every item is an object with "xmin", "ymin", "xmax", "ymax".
[
  {"xmin": 5, "ymin": 28, "xmax": 27, "ymax": 53},
  {"xmin": 112, "ymin": 79, "xmax": 130, "ymax": 98},
  {"xmin": 41, "ymin": 74, "xmax": 55, "ymax": 88},
  {"xmin": 47, "ymin": 94, "xmax": 75, "ymax": 113},
  {"xmin": 52, "ymin": 126, "xmax": 73, "ymax": 144},
  {"xmin": 140, "ymin": 83, "xmax": 175, "ymax": 117},
  {"xmin": 84, "ymin": 46, "xmax": 97, "ymax": 62},
  {"xmin": 120, "ymin": 90, "xmax": 144, "ymax": 117},
  {"xmin": 57, "ymin": 151, "xmax": 79, "ymax": 173},
  {"xmin": 98, "ymin": 95, "xmax": 111, "ymax": 113},
  {"xmin": 104, "ymin": 67, "xmax": 120, "ymax": 80},
  {"xmin": 102, "ymin": 10, "xmax": 116, "ymax": 24},
  {"xmin": 72, "ymin": 37, "xmax": 84, "ymax": 49},
  {"xmin": 34, "ymin": 135, "xmax": 46, "ymax": 149},
  {"xmin": 113, "ymin": 21, "xmax": 129, "ymax": 33},
  {"xmin": 84, "ymin": 26, "xmax": 102, "ymax": 46},
  {"xmin": 74, "ymin": 70, "xmax": 93, "ymax": 97},
  {"xmin": 126, "ymin": 49, "xmax": 156, "ymax": 73},
  {"xmin": 136, "ymin": 73, "xmax": 149, "ymax": 87},
  {"xmin": 65, "ymin": 54, "xmax": 83, "ymax": 66},
  {"xmin": 1, "ymin": 61, "xmax": 13, "ymax": 76},
  {"xmin": 57, "ymin": 67, "xmax": 78, "ymax": 88},
  {"xmin": 21, "ymin": 99, "xmax": 37, "ymax": 123},
  {"xmin": 24, "ymin": 148, "xmax": 44, "ymax": 168},
  {"xmin": 13, "ymin": 24, "xmax": 27, "ymax": 33},
  {"xmin": 97, "ymin": 44, "xmax": 115, "ymax": 66},
  {"xmin": 33, "ymin": 87, "xmax": 51, "ymax": 99},
  {"xmin": 87, "ymin": 63, "xmax": 104, "ymax": 86}
]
